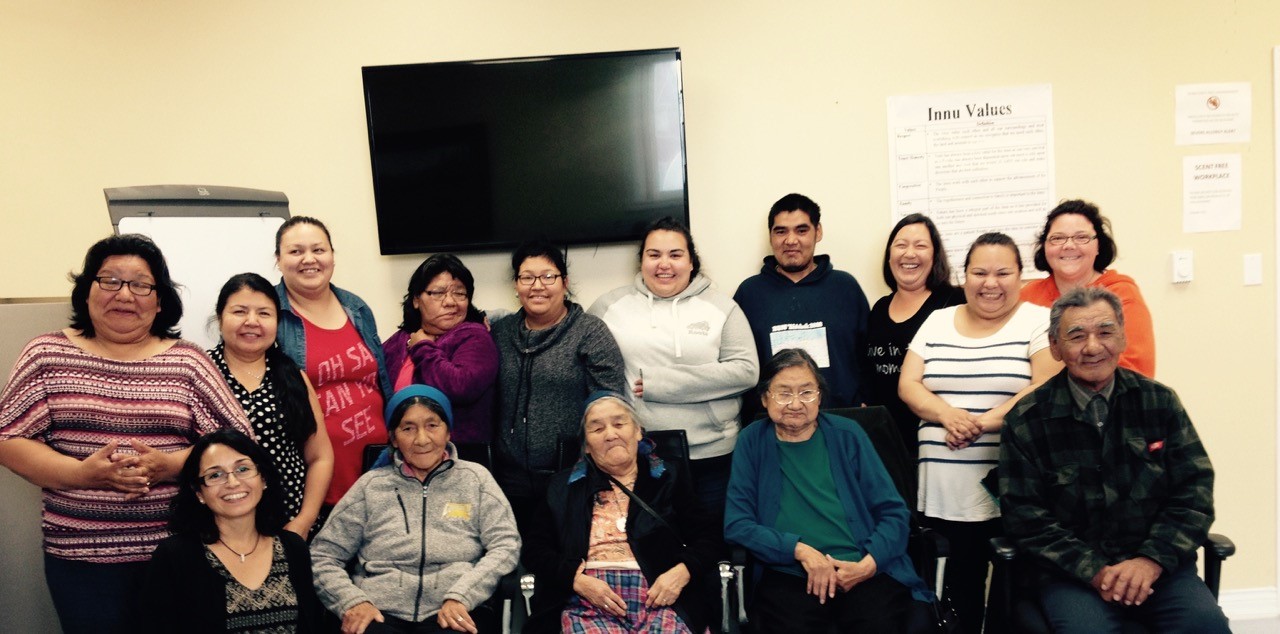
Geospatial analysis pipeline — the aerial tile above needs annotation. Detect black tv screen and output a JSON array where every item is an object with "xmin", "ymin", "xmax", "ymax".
[{"xmin": 362, "ymin": 48, "xmax": 688, "ymax": 254}]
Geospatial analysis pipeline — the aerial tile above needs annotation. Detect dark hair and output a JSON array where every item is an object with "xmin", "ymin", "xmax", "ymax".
[
  {"xmin": 510, "ymin": 239, "xmax": 571, "ymax": 302},
  {"xmin": 399, "ymin": 254, "xmax": 484, "ymax": 332},
  {"xmin": 881, "ymin": 214, "xmax": 952, "ymax": 291},
  {"xmin": 214, "ymin": 273, "xmax": 318, "ymax": 445},
  {"xmin": 768, "ymin": 193, "xmax": 821, "ymax": 228},
  {"xmin": 1049, "ymin": 287, "xmax": 1126, "ymax": 343},
  {"xmin": 639, "ymin": 216, "xmax": 701, "ymax": 279},
  {"xmin": 169, "ymin": 429, "xmax": 288, "ymax": 543},
  {"xmin": 964, "ymin": 232, "xmax": 1023, "ymax": 272},
  {"xmin": 756, "ymin": 348, "xmax": 830, "ymax": 403},
  {"xmin": 68, "ymin": 234, "xmax": 183, "ymax": 339},
  {"xmin": 1032, "ymin": 199, "xmax": 1117, "ymax": 273},
  {"xmin": 274, "ymin": 216, "xmax": 334, "ymax": 257}
]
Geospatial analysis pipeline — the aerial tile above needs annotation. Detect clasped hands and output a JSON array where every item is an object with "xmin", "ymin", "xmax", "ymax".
[
  {"xmin": 795, "ymin": 542, "xmax": 877, "ymax": 604},
  {"xmin": 939, "ymin": 407, "xmax": 998, "ymax": 450},
  {"xmin": 81, "ymin": 439, "xmax": 177, "ymax": 499},
  {"xmin": 1090, "ymin": 557, "xmax": 1162, "ymax": 606}
]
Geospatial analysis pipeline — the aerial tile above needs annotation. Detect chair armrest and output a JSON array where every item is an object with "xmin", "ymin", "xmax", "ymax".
[
  {"xmin": 1203, "ymin": 533, "xmax": 1235, "ymax": 600},
  {"xmin": 990, "ymin": 536, "xmax": 1018, "ymax": 562},
  {"xmin": 519, "ymin": 573, "xmax": 535, "ymax": 617},
  {"xmin": 1205, "ymin": 533, "xmax": 1235, "ymax": 561},
  {"xmin": 917, "ymin": 525, "xmax": 949, "ymax": 559}
]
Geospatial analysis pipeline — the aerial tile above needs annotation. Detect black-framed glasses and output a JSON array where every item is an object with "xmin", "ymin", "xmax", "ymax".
[
  {"xmin": 94, "ymin": 277, "xmax": 157, "ymax": 296},
  {"xmin": 516, "ymin": 273, "xmax": 563, "ymax": 287},
  {"xmin": 1046, "ymin": 234, "xmax": 1097, "ymax": 247},
  {"xmin": 423, "ymin": 289, "xmax": 469, "ymax": 302},
  {"xmin": 199, "ymin": 464, "xmax": 260, "ymax": 487},
  {"xmin": 769, "ymin": 389, "xmax": 820, "ymax": 406}
]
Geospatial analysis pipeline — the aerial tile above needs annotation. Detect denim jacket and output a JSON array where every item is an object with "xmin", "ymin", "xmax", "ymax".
[{"xmin": 274, "ymin": 280, "xmax": 392, "ymax": 401}]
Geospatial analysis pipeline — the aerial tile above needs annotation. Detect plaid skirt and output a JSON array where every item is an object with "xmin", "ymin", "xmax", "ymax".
[{"xmin": 561, "ymin": 568, "xmax": 693, "ymax": 634}]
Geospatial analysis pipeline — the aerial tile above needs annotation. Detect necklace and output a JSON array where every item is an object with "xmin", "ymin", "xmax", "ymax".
[
  {"xmin": 610, "ymin": 478, "xmax": 636, "ymax": 533},
  {"xmin": 227, "ymin": 358, "xmax": 266, "ymax": 383},
  {"xmin": 218, "ymin": 535, "xmax": 261, "ymax": 563}
]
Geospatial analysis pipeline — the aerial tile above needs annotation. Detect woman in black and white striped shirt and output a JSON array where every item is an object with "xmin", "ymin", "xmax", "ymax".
[{"xmin": 899, "ymin": 232, "xmax": 1061, "ymax": 634}]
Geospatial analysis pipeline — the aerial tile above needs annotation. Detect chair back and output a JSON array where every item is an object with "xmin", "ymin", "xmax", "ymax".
[
  {"xmin": 362, "ymin": 443, "xmax": 389, "ymax": 473},
  {"xmin": 555, "ymin": 428, "xmax": 693, "ymax": 481},
  {"xmin": 821, "ymin": 406, "xmax": 916, "ymax": 510}
]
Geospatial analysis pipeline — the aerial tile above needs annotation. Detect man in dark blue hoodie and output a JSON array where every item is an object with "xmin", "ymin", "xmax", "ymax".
[{"xmin": 733, "ymin": 193, "xmax": 871, "ymax": 420}]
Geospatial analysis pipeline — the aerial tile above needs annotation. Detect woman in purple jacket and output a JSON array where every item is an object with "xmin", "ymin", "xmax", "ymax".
[{"xmin": 383, "ymin": 254, "xmax": 499, "ymax": 444}]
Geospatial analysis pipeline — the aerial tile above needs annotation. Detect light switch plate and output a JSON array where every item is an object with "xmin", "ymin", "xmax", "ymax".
[
  {"xmin": 1171, "ymin": 250, "xmax": 1193, "ymax": 284},
  {"xmin": 1244, "ymin": 253, "xmax": 1262, "ymax": 286}
]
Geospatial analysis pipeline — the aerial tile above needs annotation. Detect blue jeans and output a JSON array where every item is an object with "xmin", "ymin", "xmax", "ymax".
[
  {"xmin": 1039, "ymin": 563, "xmax": 1230, "ymax": 634},
  {"xmin": 44, "ymin": 554, "xmax": 147, "ymax": 634}
]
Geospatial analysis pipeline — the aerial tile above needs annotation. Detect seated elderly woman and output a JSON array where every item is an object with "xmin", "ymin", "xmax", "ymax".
[
  {"xmin": 140, "ymin": 429, "xmax": 323, "ymax": 632},
  {"xmin": 725, "ymin": 348, "xmax": 931, "ymax": 632},
  {"xmin": 523, "ymin": 391, "xmax": 719, "ymax": 634},
  {"xmin": 311, "ymin": 385, "xmax": 520, "ymax": 634}
]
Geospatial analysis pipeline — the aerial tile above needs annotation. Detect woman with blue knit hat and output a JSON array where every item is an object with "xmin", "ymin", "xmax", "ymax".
[
  {"xmin": 312, "ymin": 385, "xmax": 520, "ymax": 634},
  {"xmin": 522, "ymin": 391, "xmax": 719, "ymax": 634}
]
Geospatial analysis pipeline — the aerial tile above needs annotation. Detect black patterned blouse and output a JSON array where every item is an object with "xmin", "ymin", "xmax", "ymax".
[
  {"xmin": 206, "ymin": 537, "xmax": 300, "ymax": 632},
  {"xmin": 210, "ymin": 344, "xmax": 307, "ymax": 520}
]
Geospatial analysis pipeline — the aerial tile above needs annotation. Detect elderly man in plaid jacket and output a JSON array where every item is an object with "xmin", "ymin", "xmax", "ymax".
[{"xmin": 999, "ymin": 287, "xmax": 1229, "ymax": 633}]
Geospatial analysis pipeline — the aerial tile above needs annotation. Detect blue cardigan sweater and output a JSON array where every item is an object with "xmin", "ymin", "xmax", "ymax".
[{"xmin": 724, "ymin": 412, "xmax": 930, "ymax": 601}]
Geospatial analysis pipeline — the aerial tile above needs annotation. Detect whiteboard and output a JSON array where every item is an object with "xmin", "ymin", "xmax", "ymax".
[{"xmin": 118, "ymin": 215, "xmax": 285, "ymax": 349}]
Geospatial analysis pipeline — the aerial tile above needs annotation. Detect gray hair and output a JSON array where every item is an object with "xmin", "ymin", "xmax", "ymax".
[
  {"xmin": 1049, "ymin": 287, "xmax": 1125, "ymax": 342},
  {"xmin": 579, "ymin": 394, "xmax": 643, "ymax": 454}
]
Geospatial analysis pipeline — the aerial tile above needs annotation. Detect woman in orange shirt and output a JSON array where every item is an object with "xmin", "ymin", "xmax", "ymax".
[{"xmin": 1020, "ymin": 199, "xmax": 1156, "ymax": 376}]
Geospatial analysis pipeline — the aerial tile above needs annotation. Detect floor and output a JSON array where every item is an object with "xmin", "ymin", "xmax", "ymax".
[{"xmin": 1231, "ymin": 616, "xmax": 1280, "ymax": 633}]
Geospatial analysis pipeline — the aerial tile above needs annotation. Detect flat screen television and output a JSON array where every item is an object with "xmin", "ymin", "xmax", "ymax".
[{"xmin": 362, "ymin": 48, "xmax": 688, "ymax": 255}]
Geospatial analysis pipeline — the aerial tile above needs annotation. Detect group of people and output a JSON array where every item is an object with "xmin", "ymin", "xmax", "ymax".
[{"xmin": 0, "ymin": 193, "xmax": 1228, "ymax": 634}]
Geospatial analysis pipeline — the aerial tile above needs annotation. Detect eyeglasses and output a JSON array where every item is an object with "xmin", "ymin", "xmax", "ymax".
[
  {"xmin": 516, "ymin": 273, "xmax": 563, "ymax": 287},
  {"xmin": 769, "ymin": 390, "xmax": 820, "ymax": 406},
  {"xmin": 423, "ymin": 289, "xmax": 469, "ymax": 302},
  {"xmin": 94, "ymin": 277, "xmax": 157, "ymax": 296},
  {"xmin": 1046, "ymin": 234, "xmax": 1097, "ymax": 247},
  {"xmin": 199, "ymin": 464, "xmax": 260, "ymax": 487}
]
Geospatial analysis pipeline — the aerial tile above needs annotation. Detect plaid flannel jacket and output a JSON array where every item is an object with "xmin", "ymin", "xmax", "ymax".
[{"xmin": 999, "ymin": 367, "xmax": 1215, "ymax": 587}]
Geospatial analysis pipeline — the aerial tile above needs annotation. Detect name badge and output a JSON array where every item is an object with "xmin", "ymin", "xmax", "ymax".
[{"xmin": 442, "ymin": 502, "xmax": 472, "ymax": 520}]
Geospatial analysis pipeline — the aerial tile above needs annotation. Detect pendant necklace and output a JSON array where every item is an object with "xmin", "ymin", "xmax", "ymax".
[
  {"xmin": 218, "ymin": 535, "xmax": 261, "ymax": 563},
  {"xmin": 612, "ymin": 478, "xmax": 636, "ymax": 533}
]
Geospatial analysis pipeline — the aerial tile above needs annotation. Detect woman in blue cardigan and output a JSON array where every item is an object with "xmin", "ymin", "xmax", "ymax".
[{"xmin": 724, "ymin": 348, "xmax": 930, "ymax": 632}]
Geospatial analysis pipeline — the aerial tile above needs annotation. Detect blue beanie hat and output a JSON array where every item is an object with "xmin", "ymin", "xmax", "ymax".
[
  {"xmin": 583, "ymin": 390, "xmax": 629, "ymax": 417},
  {"xmin": 372, "ymin": 385, "xmax": 454, "ymax": 470},
  {"xmin": 384, "ymin": 384, "xmax": 454, "ymax": 431}
]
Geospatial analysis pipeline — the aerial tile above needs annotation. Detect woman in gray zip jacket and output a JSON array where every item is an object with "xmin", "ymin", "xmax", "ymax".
[{"xmin": 311, "ymin": 385, "xmax": 520, "ymax": 634}]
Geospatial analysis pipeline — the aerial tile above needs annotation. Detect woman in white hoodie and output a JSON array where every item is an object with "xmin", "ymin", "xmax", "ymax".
[{"xmin": 588, "ymin": 217, "xmax": 759, "ymax": 524}]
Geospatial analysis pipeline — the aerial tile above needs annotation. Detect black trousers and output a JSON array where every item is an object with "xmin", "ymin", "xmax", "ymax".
[
  {"xmin": 752, "ymin": 568, "xmax": 912, "ymax": 633},
  {"xmin": 924, "ymin": 516, "xmax": 1005, "ymax": 634}
]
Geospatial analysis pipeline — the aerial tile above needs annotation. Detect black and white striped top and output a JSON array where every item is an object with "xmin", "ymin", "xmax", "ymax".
[{"xmin": 909, "ymin": 304, "xmax": 1050, "ymax": 522}]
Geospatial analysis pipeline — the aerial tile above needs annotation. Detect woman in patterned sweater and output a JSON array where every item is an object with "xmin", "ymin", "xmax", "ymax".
[
  {"xmin": 209, "ymin": 273, "xmax": 333, "ymax": 538},
  {"xmin": 0, "ymin": 234, "xmax": 253, "ymax": 634}
]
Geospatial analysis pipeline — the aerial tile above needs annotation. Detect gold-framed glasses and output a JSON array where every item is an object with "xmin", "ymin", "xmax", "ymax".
[{"xmin": 769, "ymin": 390, "xmax": 820, "ymax": 406}]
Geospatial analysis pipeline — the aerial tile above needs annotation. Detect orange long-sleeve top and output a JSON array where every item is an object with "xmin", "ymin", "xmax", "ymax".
[{"xmin": 1020, "ymin": 269, "xmax": 1156, "ymax": 377}]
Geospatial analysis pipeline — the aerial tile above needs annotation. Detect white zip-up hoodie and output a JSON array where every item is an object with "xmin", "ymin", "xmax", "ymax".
[{"xmin": 589, "ymin": 273, "xmax": 759, "ymax": 459}]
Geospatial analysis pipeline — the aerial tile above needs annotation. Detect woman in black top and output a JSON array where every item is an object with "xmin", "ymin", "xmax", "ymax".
[
  {"xmin": 863, "ymin": 214, "xmax": 965, "ymax": 463},
  {"xmin": 140, "ymin": 430, "xmax": 322, "ymax": 633}
]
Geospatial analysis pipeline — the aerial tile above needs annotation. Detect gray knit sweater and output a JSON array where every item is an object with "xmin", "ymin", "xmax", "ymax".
[{"xmin": 490, "ymin": 301, "xmax": 625, "ymax": 495}]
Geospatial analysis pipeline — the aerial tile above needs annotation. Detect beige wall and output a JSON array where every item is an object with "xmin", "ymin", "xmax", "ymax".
[{"xmin": 2, "ymin": 0, "xmax": 1275, "ymax": 594}]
